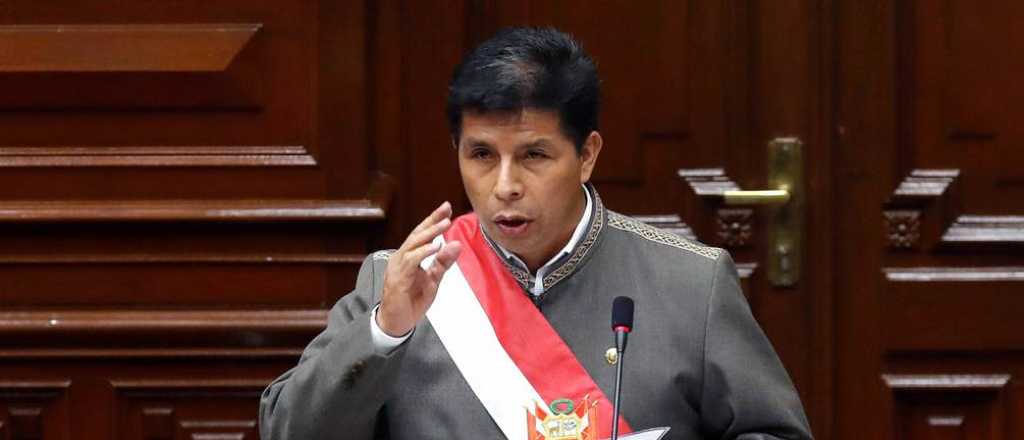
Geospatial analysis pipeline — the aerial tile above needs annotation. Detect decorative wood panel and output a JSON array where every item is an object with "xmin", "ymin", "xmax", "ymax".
[
  {"xmin": 835, "ymin": 0, "xmax": 1024, "ymax": 438},
  {"xmin": 0, "ymin": 24, "xmax": 260, "ymax": 72},
  {"xmin": 883, "ymin": 374, "xmax": 1010, "ymax": 440},
  {"xmin": 0, "ymin": 146, "xmax": 316, "ymax": 168},
  {"xmin": 0, "ymin": 381, "xmax": 71, "ymax": 440},
  {"xmin": 0, "ymin": 0, "xmax": 370, "ymax": 199},
  {"xmin": 677, "ymin": 168, "xmax": 761, "ymax": 250},
  {"xmin": 883, "ymin": 169, "xmax": 961, "ymax": 250},
  {"xmin": 0, "ymin": 310, "xmax": 325, "ymax": 354},
  {"xmin": 882, "ymin": 267, "xmax": 1024, "ymax": 351},
  {"xmin": 112, "ymin": 380, "xmax": 265, "ymax": 440},
  {"xmin": 884, "ymin": 170, "xmax": 1024, "ymax": 250},
  {"xmin": 943, "ymin": 216, "xmax": 1024, "ymax": 245}
]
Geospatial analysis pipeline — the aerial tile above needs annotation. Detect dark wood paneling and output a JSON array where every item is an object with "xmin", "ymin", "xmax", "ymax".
[
  {"xmin": 113, "ymin": 380, "xmax": 264, "ymax": 440},
  {"xmin": 883, "ymin": 374, "xmax": 1010, "ymax": 440},
  {"xmin": 0, "ymin": 24, "xmax": 259, "ymax": 73},
  {"xmin": 0, "ymin": 146, "xmax": 316, "ymax": 168},
  {"xmin": 839, "ymin": 0, "xmax": 1024, "ymax": 439},
  {"xmin": 0, "ymin": 2, "xmax": 380, "ymax": 437},
  {"xmin": 0, "ymin": 381, "xmax": 71, "ymax": 440},
  {"xmin": 882, "ymin": 271, "xmax": 1024, "ymax": 350},
  {"xmin": 0, "ymin": 0, "xmax": 363, "ymax": 200}
]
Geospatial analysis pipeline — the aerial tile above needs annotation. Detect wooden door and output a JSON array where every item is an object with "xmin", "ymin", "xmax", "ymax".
[{"xmin": 837, "ymin": 1, "xmax": 1024, "ymax": 439}]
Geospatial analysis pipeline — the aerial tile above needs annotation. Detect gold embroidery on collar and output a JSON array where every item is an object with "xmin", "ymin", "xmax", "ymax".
[
  {"xmin": 480, "ymin": 227, "xmax": 533, "ymax": 291},
  {"xmin": 479, "ymin": 185, "xmax": 607, "ymax": 294},
  {"xmin": 606, "ymin": 211, "xmax": 721, "ymax": 260},
  {"xmin": 541, "ymin": 188, "xmax": 605, "ymax": 291}
]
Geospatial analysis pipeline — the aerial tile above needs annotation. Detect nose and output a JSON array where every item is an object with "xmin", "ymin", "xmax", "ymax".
[{"xmin": 494, "ymin": 159, "xmax": 524, "ymax": 202}]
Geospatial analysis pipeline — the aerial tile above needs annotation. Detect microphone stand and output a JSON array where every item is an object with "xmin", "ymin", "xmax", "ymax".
[{"xmin": 611, "ymin": 345, "xmax": 625, "ymax": 440}]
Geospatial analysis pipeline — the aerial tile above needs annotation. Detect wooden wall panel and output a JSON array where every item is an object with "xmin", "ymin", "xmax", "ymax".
[
  {"xmin": 0, "ymin": 0, "xmax": 370, "ymax": 199},
  {"xmin": 883, "ymin": 375, "xmax": 1010, "ymax": 440},
  {"xmin": 903, "ymin": 0, "xmax": 1024, "ymax": 214},
  {"xmin": 0, "ymin": 1, "xmax": 383, "ymax": 436},
  {"xmin": 113, "ymin": 380, "xmax": 264, "ymax": 440},
  {"xmin": 838, "ymin": 0, "xmax": 1024, "ymax": 439},
  {"xmin": 0, "ymin": 381, "xmax": 71, "ymax": 440}
]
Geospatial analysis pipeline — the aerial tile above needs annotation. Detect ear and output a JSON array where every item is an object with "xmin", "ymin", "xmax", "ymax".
[{"xmin": 578, "ymin": 131, "xmax": 603, "ymax": 183}]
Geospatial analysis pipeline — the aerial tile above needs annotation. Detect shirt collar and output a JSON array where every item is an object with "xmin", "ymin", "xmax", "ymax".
[{"xmin": 491, "ymin": 184, "xmax": 593, "ymax": 277}]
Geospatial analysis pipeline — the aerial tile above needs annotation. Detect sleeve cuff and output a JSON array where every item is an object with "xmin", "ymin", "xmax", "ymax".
[{"xmin": 370, "ymin": 304, "xmax": 412, "ymax": 354}]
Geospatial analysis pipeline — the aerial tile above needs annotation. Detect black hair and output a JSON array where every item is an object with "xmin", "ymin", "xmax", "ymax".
[{"xmin": 447, "ymin": 27, "xmax": 601, "ymax": 151}]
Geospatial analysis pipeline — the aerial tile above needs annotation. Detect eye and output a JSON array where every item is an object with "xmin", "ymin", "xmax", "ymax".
[
  {"xmin": 469, "ymin": 147, "xmax": 493, "ymax": 160},
  {"xmin": 525, "ymin": 149, "xmax": 548, "ymax": 160}
]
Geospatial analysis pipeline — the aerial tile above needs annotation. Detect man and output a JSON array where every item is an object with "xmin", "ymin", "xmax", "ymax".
[{"xmin": 260, "ymin": 27, "xmax": 812, "ymax": 440}]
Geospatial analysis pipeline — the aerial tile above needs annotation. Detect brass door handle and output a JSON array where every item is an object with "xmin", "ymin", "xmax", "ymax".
[
  {"xmin": 736, "ymin": 138, "xmax": 803, "ymax": 287},
  {"xmin": 724, "ymin": 189, "xmax": 791, "ymax": 205}
]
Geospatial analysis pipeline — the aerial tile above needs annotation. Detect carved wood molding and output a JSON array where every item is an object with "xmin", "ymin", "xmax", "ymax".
[
  {"xmin": 881, "ymin": 374, "xmax": 1011, "ymax": 390},
  {"xmin": 678, "ymin": 168, "xmax": 741, "ymax": 197},
  {"xmin": 883, "ymin": 267, "xmax": 1024, "ymax": 282},
  {"xmin": 885, "ymin": 170, "xmax": 1024, "ymax": 248},
  {"xmin": 0, "ymin": 24, "xmax": 260, "ymax": 72},
  {"xmin": 927, "ymin": 415, "xmax": 964, "ymax": 427},
  {"xmin": 716, "ymin": 208, "xmax": 754, "ymax": 247},
  {"xmin": 0, "ymin": 173, "xmax": 396, "ymax": 224},
  {"xmin": 883, "ymin": 169, "xmax": 961, "ymax": 249},
  {"xmin": 0, "ymin": 146, "xmax": 316, "ymax": 168},
  {"xmin": 113, "ymin": 380, "xmax": 263, "ymax": 440},
  {"xmin": 881, "ymin": 373, "xmax": 1010, "ymax": 438},
  {"xmin": 0, "ymin": 253, "xmax": 366, "ymax": 265},
  {"xmin": 677, "ymin": 168, "xmax": 756, "ymax": 249},
  {"xmin": 110, "ymin": 379, "xmax": 270, "ymax": 394},
  {"xmin": 0, "ymin": 380, "xmax": 71, "ymax": 397},
  {"xmin": 0, "ymin": 199, "xmax": 384, "ymax": 223},
  {"xmin": 0, "ymin": 309, "xmax": 326, "ymax": 334},
  {"xmin": 734, "ymin": 262, "xmax": 758, "ymax": 280},
  {"xmin": 0, "ymin": 347, "xmax": 303, "ymax": 359},
  {"xmin": 942, "ymin": 215, "xmax": 1024, "ymax": 243},
  {"xmin": 0, "ymin": 309, "xmax": 327, "ymax": 355},
  {"xmin": 0, "ymin": 381, "xmax": 70, "ymax": 439}
]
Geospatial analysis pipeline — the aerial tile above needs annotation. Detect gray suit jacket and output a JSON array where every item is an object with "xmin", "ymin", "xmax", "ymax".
[{"xmin": 260, "ymin": 192, "xmax": 813, "ymax": 440}]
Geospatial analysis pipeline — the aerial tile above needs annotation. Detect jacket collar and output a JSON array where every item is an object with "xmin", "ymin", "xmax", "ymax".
[{"xmin": 480, "ymin": 183, "xmax": 606, "ymax": 295}]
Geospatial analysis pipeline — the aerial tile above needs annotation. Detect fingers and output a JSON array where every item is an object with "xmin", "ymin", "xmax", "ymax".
[
  {"xmin": 405, "ymin": 217, "xmax": 452, "ymax": 252},
  {"xmin": 401, "ymin": 202, "xmax": 454, "ymax": 252},
  {"xmin": 409, "ymin": 201, "xmax": 452, "ymax": 236},
  {"xmin": 403, "ymin": 239, "xmax": 443, "ymax": 271},
  {"xmin": 426, "ymin": 241, "xmax": 462, "ymax": 282}
]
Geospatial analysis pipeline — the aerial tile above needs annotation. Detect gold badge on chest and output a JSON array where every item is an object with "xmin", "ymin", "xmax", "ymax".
[{"xmin": 526, "ymin": 395, "xmax": 600, "ymax": 440}]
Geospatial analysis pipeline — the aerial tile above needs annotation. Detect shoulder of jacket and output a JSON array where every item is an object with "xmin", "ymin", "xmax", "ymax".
[
  {"xmin": 370, "ymin": 249, "xmax": 396, "ymax": 262},
  {"xmin": 605, "ymin": 210, "xmax": 721, "ymax": 261}
]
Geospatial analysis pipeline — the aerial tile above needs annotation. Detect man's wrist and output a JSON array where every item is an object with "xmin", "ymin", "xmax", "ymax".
[{"xmin": 370, "ymin": 305, "xmax": 412, "ymax": 354}]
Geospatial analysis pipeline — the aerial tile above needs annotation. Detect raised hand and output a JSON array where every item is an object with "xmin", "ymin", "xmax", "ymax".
[{"xmin": 376, "ymin": 201, "xmax": 463, "ymax": 337}]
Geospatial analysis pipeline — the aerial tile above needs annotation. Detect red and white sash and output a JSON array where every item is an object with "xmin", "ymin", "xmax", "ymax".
[{"xmin": 424, "ymin": 213, "xmax": 631, "ymax": 439}]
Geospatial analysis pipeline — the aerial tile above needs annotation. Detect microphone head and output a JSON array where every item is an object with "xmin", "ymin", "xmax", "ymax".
[{"xmin": 611, "ymin": 296, "xmax": 634, "ymax": 332}]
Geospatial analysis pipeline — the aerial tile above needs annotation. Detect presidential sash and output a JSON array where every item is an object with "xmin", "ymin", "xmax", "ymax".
[{"xmin": 424, "ymin": 213, "xmax": 631, "ymax": 440}]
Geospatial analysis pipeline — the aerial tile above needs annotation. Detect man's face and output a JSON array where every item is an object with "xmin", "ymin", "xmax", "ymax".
[{"xmin": 457, "ymin": 109, "xmax": 602, "ymax": 270}]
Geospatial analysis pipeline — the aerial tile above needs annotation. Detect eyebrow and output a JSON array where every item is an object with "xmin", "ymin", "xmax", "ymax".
[
  {"xmin": 460, "ymin": 138, "xmax": 551, "ymax": 149},
  {"xmin": 462, "ymin": 137, "xmax": 492, "ymax": 148},
  {"xmin": 521, "ymin": 139, "xmax": 551, "ymax": 149}
]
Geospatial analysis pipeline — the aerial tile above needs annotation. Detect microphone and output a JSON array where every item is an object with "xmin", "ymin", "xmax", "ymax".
[{"xmin": 610, "ymin": 296, "xmax": 634, "ymax": 440}]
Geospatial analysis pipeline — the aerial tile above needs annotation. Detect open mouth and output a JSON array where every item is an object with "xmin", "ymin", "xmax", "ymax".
[
  {"xmin": 496, "ymin": 219, "xmax": 527, "ymax": 228},
  {"xmin": 494, "ymin": 217, "xmax": 531, "ymax": 236}
]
